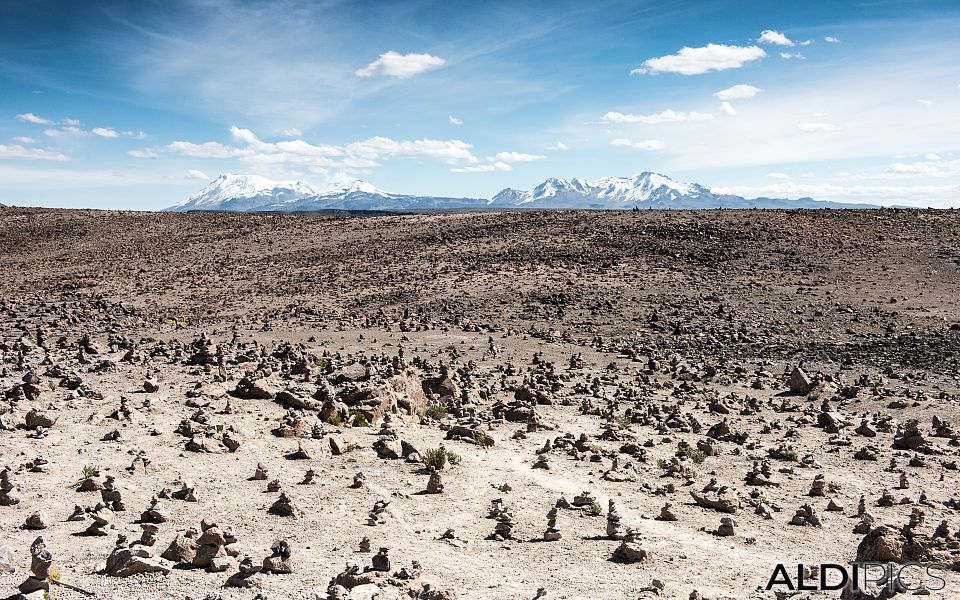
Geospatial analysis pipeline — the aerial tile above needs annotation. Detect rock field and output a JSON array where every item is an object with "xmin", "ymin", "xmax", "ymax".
[{"xmin": 0, "ymin": 206, "xmax": 959, "ymax": 599}]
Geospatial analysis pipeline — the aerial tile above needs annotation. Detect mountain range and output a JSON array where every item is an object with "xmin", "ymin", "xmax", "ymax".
[{"xmin": 165, "ymin": 172, "xmax": 876, "ymax": 212}]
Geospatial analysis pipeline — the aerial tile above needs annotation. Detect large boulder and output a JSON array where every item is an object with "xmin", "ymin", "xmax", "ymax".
[{"xmin": 341, "ymin": 373, "xmax": 427, "ymax": 423}]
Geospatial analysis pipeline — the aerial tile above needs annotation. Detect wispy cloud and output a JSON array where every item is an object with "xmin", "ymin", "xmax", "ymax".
[
  {"xmin": 92, "ymin": 127, "xmax": 120, "ymax": 138},
  {"xmin": 602, "ymin": 109, "xmax": 713, "ymax": 124},
  {"xmin": 451, "ymin": 161, "xmax": 511, "ymax": 173},
  {"xmin": 715, "ymin": 180, "xmax": 960, "ymax": 206},
  {"xmin": 0, "ymin": 144, "xmax": 70, "ymax": 161},
  {"xmin": 16, "ymin": 112, "xmax": 52, "ymax": 124},
  {"xmin": 611, "ymin": 138, "xmax": 664, "ymax": 150},
  {"xmin": 797, "ymin": 122, "xmax": 841, "ymax": 132},
  {"xmin": 448, "ymin": 115, "xmax": 463, "ymax": 125},
  {"xmin": 886, "ymin": 155, "xmax": 960, "ymax": 177},
  {"xmin": 714, "ymin": 84, "xmax": 761, "ymax": 100},
  {"xmin": 493, "ymin": 151, "xmax": 545, "ymax": 162},
  {"xmin": 43, "ymin": 126, "xmax": 87, "ymax": 138}
]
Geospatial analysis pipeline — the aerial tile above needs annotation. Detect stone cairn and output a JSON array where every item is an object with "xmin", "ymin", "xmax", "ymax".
[
  {"xmin": 18, "ymin": 536, "xmax": 52, "ymax": 595},
  {"xmin": 487, "ymin": 499, "xmax": 514, "ymax": 540},
  {"xmin": 607, "ymin": 499, "xmax": 624, "ymax": 539},
  {"xmin": 368, "ymin": 498, "xmax": 390, "ymax": 526},
  {"xmin": 611, "ymin": 529, "xmax": 649, "ymax": 563},
  {"xmin": 0, "ymin": 466, "xmax": 20, "ymax": 506},
  {"xmin": 352, "ymin": 471, "xmax": 366, "ymax": 489},
  {"xmin": 101, "ymin": 475, "xmax": 125, "ymax": 511},
  {"xmin": 658, "ymin": 502, "xmax": 678, "ymax": 521},
  {"xmin": 269, "ymin": 492, "xmax": 298, "ymax": 517},
  {"xmin": 716, "ymin": 517, "xmax": 737, "ymax": 537},
  {"xmin": 808, "ymin": 475, "xmax": 826, "ymax": 497},
  {"xmin": 372, "ymin": 547, "xmax": 391, "ymax": 571},
  {"xmin": 543, "ymin": 506, "xmax": 562, "ymax": 541},
  {"xmin": 84, "ymin": 507, "xmax": 112, "ymax": 536},
  {"xmin": 425, "ymin": 470, "xmax": 444, "ymax": 494},
  {"xmin": 790, "ymin": 504, "xmax": 823, "ymax": 527}
]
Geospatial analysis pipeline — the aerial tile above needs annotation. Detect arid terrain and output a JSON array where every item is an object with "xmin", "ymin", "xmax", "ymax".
[{"xmin": 1, "ymin": 207, "xmax": 959, "ymax": 600}]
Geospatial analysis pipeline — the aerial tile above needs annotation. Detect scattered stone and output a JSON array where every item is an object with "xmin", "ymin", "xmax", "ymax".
[{"xmin": 24, "ymin": 511, "xmax": 48, "ymax": 530}]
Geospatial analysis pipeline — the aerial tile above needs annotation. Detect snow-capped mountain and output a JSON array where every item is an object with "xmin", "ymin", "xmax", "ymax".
[
  {"xmin": 166, "ymin": 174, "xmax": 323, "ymax": 212},
  {"xmin": 167, "ymin": 172, "xmax": 875, "ymax": 212},
  {"xmin": 489, "ymin": 172, "xmax": 816, "ymax": 209},
  {"xmin": 258, "ymin": 180, "xmax": 485, "ymax": 212}
]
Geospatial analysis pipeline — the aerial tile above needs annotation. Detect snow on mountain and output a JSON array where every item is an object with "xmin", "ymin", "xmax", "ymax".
[
  {"xmin": 489, "ymin": 172, "xmax": 718, "ymax": 208},
  {"xmin": 167, "ymin": 172, "xmax": 874, "ymax": 212},
  {"xmin": 166, "ymin": 173, "xmax": 324, "ymax": 212}
]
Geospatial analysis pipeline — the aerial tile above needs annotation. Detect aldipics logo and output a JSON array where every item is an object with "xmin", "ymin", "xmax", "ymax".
[{"xmin": 766, "ymin": 563, "xmax": 947, "ymax": 593}]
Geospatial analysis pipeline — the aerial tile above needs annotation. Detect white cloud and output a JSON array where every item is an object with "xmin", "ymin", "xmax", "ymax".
[
  {"xmin": 767, "ymin": 172, "xmax": 792, "ymax": 180},
  {"xmin": 631, "ymin": 44, "xmax": 765, "ymax": 75},
  {"xmin": 0, "ymin": 144, "xmax": 69, "ymax": 161},
  {"xmin": 798, "ymin": 122, "xmax": 841, "ymax": 132},
  {"xmin": 720, "ymin": 101, "xmax": 737, "ymax": 116},
  {"xmin": 611, "ymin": 138, "xmax": 664, "ymax": 151},
  {"xmin": 147, "ymin": 127, "xmax": 479, "ymax": 173},
  {"xmin": 602, "ymin": 109, "xmax": 714, "ymax": 124},
  {"xmin": 780, "ymin": 52, "xmax": 805, "ymax": 60},
  {"xmin": 282, "ymin": 128, "xmax": 303, "ymax": 137},
  {"xmin": 43, "ymin": 126, "xmax": 87, "ymax": 138},
  {"xmin": 355, "ymin": 51, "xmax": 446, "ymax": 79},
  {"xmin": 715, "ymin": 181, "xmax": 960, "ymax": 207},
  {"xmin": 916, "ymin": 99, "xmax": 934, "ymax": 107},
  {"xmin": 758, "ymin": 30, "xmax": 794, "ymax": 46},
  {"xmin": 346, "ymin": 136, "xmax": 475, "ymax": 163},
  {"xmin": 125, "ymin": 130, "xmax": 147, "ymax": 139},
  {"xmin": 61, "ymin": 118, "xmax": 80, "ymax": 126},
  {"xmin": 185, "ymin": 169, "xmax": 210, "ymax": 180},
  {"xmin": 92, "ymin": 127, "xmax": 119, "ymax": 138},
  {"xmin": 163, "ymin": 140, "xmax": 239, "ymax": 158},
  {"xmin": 14, "ymin": 136, "xmax": 35, "ymax": 144},
  {"xmin": 798, "ymin": 40, "xmax": 814, "ymax": 47},
  {"xmin": 549, "ymin": 142, "xmax": 568, "ymax": 150},
  {"xmin": 886, "ymin": 156, "xmax": 960, "ymax": 177},
  {"xmin": 824, "ymin": 36, "xmax": 840, "ymax": 43},
  {"xmin": 448, "ymin": 115, "xmax": 463, "ymax": 125},
  {"xmin": 450, "ymin": 161, "xmax": 511, "ymax": 173},
  {"xmin": 714, "ymin": 84, "xmax": 761, "ymax": 100},
  {"xmin": 493, "ymin": 151, "xmax": 545, "ymax": 162},
  {"xmin": 16, "ymin": 113, "xmax": 51, "ymax": 125}
]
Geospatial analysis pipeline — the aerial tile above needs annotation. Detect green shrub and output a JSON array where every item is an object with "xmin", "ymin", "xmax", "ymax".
[
  {"xmin": 676, "ymin": 444, "xmax": 707, "ymax": 464},
  {"xmin": 350, "ymin": 411, "xmax": 370, "ymax": 428},
  {"xmin": 425, "ymin": 404, "xmax": 448, "ymax": 420},
  {"xmin": 422, "ymin": 447, "xmax": 461, "ymax": 471}
]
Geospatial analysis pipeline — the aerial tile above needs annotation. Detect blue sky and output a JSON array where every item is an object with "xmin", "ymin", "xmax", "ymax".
[{"xmin": 1, "ymin": 0, "xmax": 959, "ymax": 210}]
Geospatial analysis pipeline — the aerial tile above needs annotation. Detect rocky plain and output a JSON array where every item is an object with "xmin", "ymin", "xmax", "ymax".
[{"xmin": 0, "ymin": 206, "xmax": 959, "ymax": 600}]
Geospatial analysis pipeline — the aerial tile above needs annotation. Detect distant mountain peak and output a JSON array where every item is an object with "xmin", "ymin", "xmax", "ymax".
[
  {"xmin": 166, "ymin": 171, "xmax": 874, "ymax": 212},
  {"xmin": 168, "ymin": 173, "xmax": 323, "ymax": 211}
]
